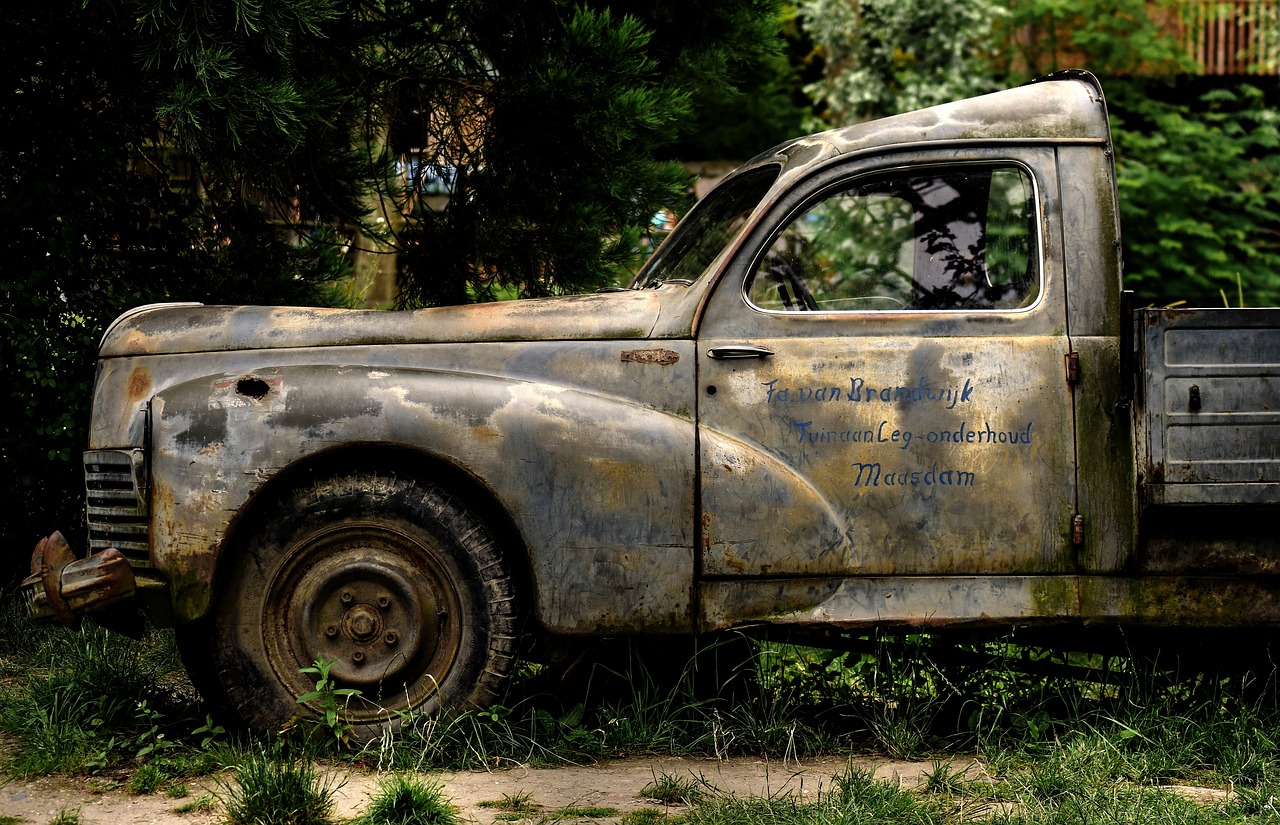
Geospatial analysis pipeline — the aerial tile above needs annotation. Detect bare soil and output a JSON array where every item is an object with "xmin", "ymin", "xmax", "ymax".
[{"xmin": 0, "ymin": 754, "xmax": 957, "ymax": 825}]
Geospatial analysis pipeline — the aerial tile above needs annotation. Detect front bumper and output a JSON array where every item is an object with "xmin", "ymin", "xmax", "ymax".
[{"xmin": 22, "ymin": 531, "xmax": 137, "ymax": 625}]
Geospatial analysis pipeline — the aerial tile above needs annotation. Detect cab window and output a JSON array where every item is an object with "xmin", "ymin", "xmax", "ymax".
[{"xmin": 746, "ymin": 166, "xmax": 1039, "ymax": 312}]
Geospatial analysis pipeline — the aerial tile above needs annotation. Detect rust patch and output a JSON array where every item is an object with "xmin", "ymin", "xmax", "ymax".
[
  {"xmin": 210, "ymin": 374, "xmax": 285, "ymax": 410},
  {"xmin": 127, "ymin": 367, "xmax": 152, "ymax": 404},
  {"xmin": 621, "ymin": 348, "xmax": 680, "ymax": 366},
  {"xmin": 23, "ymin": 534, "xmax": 138, "ymax": 625}
]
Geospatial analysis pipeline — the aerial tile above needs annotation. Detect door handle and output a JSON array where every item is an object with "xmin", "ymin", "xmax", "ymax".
[{"xmin": 706, "ymin": 344, "xmax": 775, "ymax": 360}]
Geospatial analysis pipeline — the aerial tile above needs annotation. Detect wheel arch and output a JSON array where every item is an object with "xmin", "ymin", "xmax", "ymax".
[
  {"xmin": 187, "ymin": 462, "xmax": 524, "ymax": 738},
  {"xmin": 198, "ymin": 443, "xmax": 537, "ymax": 633}
]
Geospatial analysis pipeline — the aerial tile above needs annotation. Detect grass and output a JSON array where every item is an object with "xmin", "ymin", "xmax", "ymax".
[
  {"xmin": 354, "ymin": 774, "xmax": 458, "ymax": 825},
  {"xmin": 128, "ymin": 762, "xmax": 163, "ymax": 794},
  {"xmin": 681, "ymin": 767, "xmax": 943, "ymax": 825},
  {"xmin": 0, "ymin": 599, "xmax": 204, "ymax": 777},
  {"xmin": 550, "ymin": 807, "xmax": 620, "ymax": 819},
  {"xmin": 8, "ymin": 594, "xmax": 1280, "ymax": 822},
  {"xmin": 173, "ymin": 794, "xmax": 216, "ymax": 814},
  {"xmin": 642, "ymin": 772, "xmax": 709, "ymax": 806},
  {"xmin": 618, "ymin": 812, "xmax": 672, "ymax": 825},
  {"xmin": 220, "ymin": 751, "xmax": 338, "ymax": 825},
  {"xmin": 477, "ymin": 792, "xmax": 538, "ymax": 813}
]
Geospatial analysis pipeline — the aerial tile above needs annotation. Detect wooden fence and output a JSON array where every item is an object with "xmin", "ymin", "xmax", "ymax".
[{"xmin": 1179, "ymin": 0, "xmax": 1280, "ymax": 74}]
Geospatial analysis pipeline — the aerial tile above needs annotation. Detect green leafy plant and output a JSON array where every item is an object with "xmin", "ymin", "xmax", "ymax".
[
  {"xmin": 295, "ymin": 657, "xmax": 362, "ymax": 749},
  {"xmin": 127, "ymin": 762, "xmax": 163, "ymax": 794},
  {"xmin": 132, "ymin": 700, "xmax": 176, "ymax": 760},
  {"xmin": 191, "ymin": 714, "xmax": 226, "ymax": 748}
]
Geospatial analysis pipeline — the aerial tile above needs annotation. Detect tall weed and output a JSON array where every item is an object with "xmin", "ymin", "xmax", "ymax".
[
  {"xmin": 355, "ymin": 774, "xmax": 457, "ymax": 825},
  {"xmin": 221, "ymin": 750, "xmax": 338, "ymax": 825}
]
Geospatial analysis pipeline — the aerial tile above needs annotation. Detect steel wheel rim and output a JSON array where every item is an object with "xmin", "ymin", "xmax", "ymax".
[{"xmin": 263, "ymin": 520, "xmax": 463, "ymax": 722}]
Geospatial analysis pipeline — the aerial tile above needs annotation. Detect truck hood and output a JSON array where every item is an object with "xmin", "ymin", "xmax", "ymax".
[{"xmin": 99, "ymin": 290, "xmax": 670, "ymax": 357}]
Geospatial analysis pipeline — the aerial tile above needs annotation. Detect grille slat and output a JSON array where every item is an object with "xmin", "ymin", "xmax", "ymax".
[{"xmin": 84, "ymin": 450, "xmax": 150, "ymax": 566}]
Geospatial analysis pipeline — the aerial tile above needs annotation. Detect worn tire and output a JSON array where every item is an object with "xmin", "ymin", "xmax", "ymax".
[{"xmin": 194, "ymin": 473, "xmax": 519, "ymax": 741}]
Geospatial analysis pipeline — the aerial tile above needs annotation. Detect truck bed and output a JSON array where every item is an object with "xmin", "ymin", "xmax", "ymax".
[{"xmin": 1137, "ymin": 307, "xmax": 1280, "ymax": 505}]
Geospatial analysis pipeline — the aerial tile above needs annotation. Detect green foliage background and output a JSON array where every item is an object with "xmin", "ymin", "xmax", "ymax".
[
  {"xmin": 0, "ymin": 0, "xmax": 792, "ymax": 575},
  {"xmin": 2, "ymin": 2, "xmax": 353, "ymax": 571},
  {"xmin": 800, "ymin": 0, "xmax": 1280, "ymax": 308},
  {"xmin": 1112, "ymin": 83, "xmax": 1280, "ymax": 307},
  {"xmin": 1003, "ymin": 0, "xmax": 1280, "ymax": 307},
  {"xmin": 5, "ymin": 0, "xmax": 1280, "ymax": 580}
]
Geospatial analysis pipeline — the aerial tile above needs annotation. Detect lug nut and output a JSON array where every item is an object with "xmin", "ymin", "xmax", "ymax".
[
  {"xmin": 324, "ymin": 625, "xmax": 338, "ymax": 638},
  {"xmin": 377, "ymin": 596, "xmax": 390, "ymax": 609},
  {"xmin": 352, "ymin": 651, "xmax": 365, "ymax": 664},
  {"xmin": 385, "ymin": 631, "xmax": 398, "ymax": 646},
  {"xmin": 340, "ymin": 591, "xmax": 353, "ymax": 604}
]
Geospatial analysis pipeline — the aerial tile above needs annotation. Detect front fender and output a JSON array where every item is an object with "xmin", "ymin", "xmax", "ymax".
[{"xmin": 150, "ymin": 364, "xmax": 697, "ymax": 633}]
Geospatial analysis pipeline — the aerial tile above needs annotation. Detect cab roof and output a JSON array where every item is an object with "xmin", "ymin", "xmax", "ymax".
[{"xmin": 747, "ymin": 71, "xmax": 1110, "ymax": 177}]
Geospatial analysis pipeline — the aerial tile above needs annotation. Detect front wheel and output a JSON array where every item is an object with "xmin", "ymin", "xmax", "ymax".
[{"xmin": 187, "ymin": 473, "xmax": 520, "ymax": 741}]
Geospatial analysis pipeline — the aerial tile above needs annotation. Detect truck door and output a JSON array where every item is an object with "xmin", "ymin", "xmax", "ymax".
[{"xmin": 695, "ymin": 148, "xmax": 1078, "ymax": 586}]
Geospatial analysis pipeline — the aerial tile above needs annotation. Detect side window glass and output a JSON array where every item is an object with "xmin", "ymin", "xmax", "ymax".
[
  {"xmin": 631, "ymin": 166, "xmax": 779, "ymax": 289},
  {"xmin": 747, "ymin": 166, "xmax": 1039, "ymax": 312}
]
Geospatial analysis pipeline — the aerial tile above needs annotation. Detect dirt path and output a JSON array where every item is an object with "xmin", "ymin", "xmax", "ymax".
[{"xmin": 0, "ymin": 755, "xmax": 954, "ymax": 825}]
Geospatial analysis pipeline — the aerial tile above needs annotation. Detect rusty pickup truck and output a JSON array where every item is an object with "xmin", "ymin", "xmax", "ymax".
[{"xmin": 24, "ymin": 70, "xmax": 1280, "ymax": 736}]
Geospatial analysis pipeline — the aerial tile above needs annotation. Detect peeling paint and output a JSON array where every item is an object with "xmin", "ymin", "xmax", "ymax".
[{"xmin": 621, "ymin": 348, "xmax": 680, "ymax": 366}]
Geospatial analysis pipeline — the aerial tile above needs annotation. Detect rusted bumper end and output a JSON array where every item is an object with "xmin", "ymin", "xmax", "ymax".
[{"xmin": 21, "ymin": 532, "xmax": 137, "ymax": 625}]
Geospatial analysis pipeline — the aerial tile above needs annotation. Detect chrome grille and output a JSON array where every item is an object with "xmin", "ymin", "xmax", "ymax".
[{"xmin": 84, "ymin": 449, "xmax": 150, "ymax": 567}]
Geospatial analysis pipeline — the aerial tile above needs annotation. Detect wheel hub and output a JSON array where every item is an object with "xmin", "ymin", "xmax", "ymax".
[
  {"xmin": 268, "ymin": 525, "xmax": 459, "ymax": 704},
  {"xmin": 342, "ymin": 603, "xmax": 382, "ymax": 642}
]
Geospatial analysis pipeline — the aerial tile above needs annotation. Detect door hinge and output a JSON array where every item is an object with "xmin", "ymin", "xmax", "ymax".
[
  {"xmin": 1071, "ymin": 514, "xmax": 1085, "ymax": 546},
  {"xmin": 1064, "ymin": 351, "xmax": 1081, "ymax": 386}
]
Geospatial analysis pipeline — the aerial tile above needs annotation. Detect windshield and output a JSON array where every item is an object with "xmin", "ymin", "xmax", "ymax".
[{"xmin": 630, "ymin": 166, "xmax": 780, "ymax": 289}]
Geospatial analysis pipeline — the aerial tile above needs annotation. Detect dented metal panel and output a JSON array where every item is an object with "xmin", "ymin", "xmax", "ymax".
[
  {"xmin": 1138, "ymin": 308, "xmax": 1280, "ymax": 505},
  {"xmin": 798, "ymin": 74, "xmax": 1110, "ymax": 161},
  {"xmin": 144, "ymin": 338, "xmax": 698, "ymax": 632}
]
